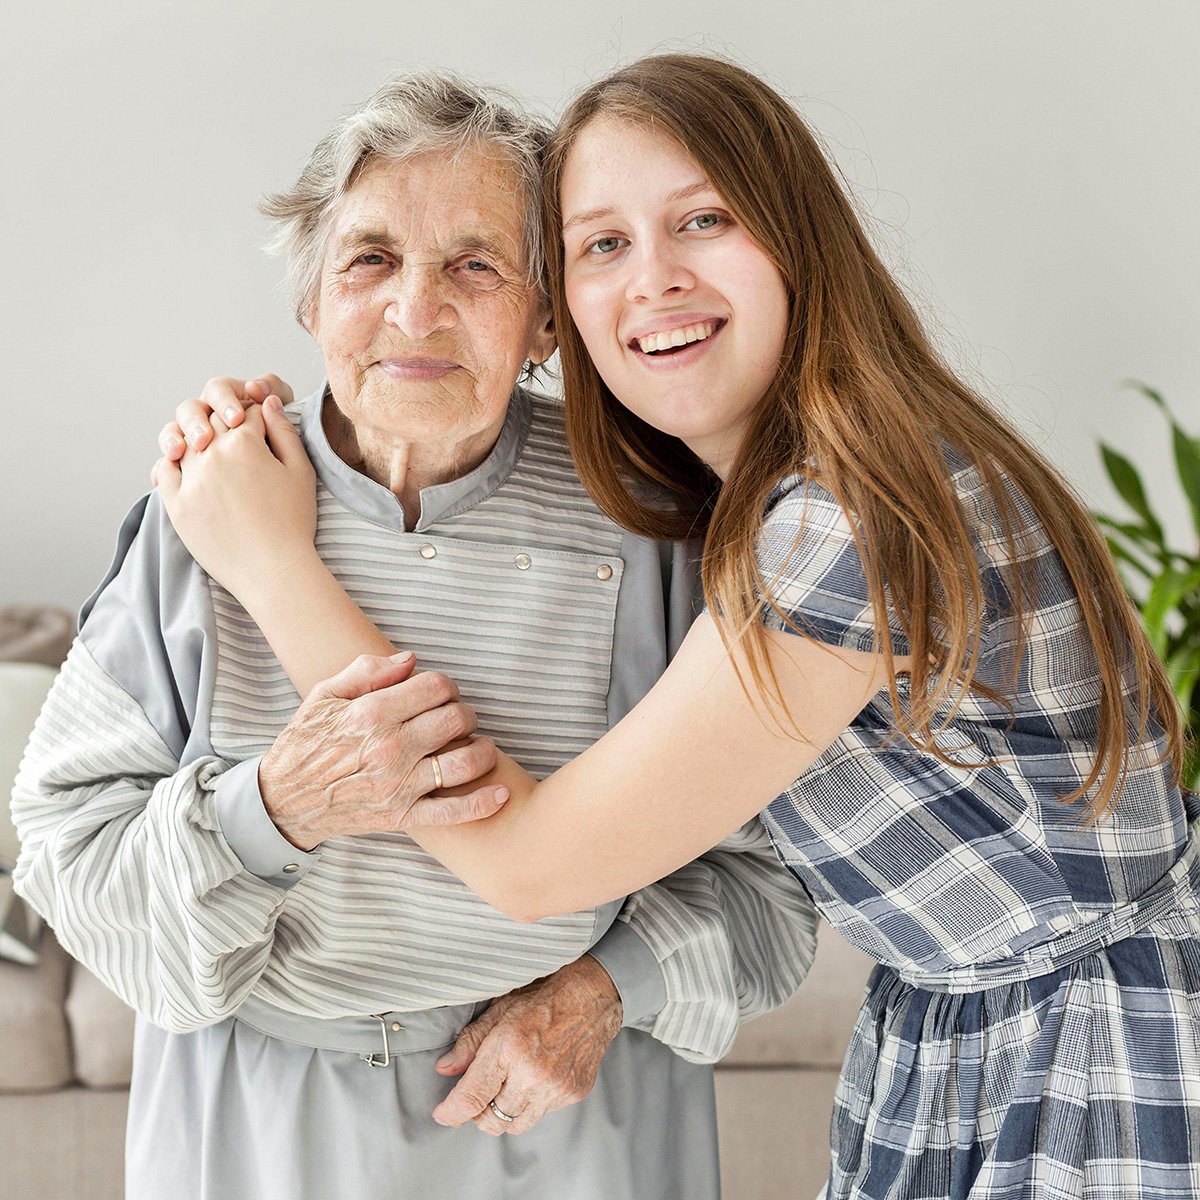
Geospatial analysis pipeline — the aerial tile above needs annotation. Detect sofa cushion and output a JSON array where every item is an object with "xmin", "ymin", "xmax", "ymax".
[
  {"xmin": 0, "ymin": 927, "xmax": 73, "ymax": 1091},
  {"xmin": 716, "ymin": 1067, "xmax": 837, "ymax": 1200},
  {"xmin": 724, "ymin": 923, "xmax": 874, "ymax": 1068},
  {"xmin": 0, "ymin": 662, "xmax": 59, "ymax": 866},
  {"xmin": 65, "ymin": 962, "xmax": 135, "ymax": 1089}
]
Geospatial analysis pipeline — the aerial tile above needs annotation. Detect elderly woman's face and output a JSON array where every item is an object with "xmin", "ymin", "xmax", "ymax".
[{"xmin": 310, "ymin": 149, "xmax": 553, "ymax": 453}]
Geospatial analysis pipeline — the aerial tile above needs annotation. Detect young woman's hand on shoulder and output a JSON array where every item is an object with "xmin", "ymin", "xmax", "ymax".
[{"xmin": 154, "ymin": 397, "xmax": 317, "ymax": 604}]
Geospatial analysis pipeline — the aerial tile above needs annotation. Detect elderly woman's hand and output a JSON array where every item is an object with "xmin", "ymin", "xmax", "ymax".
[
  {"xmin": 155, "ymin": 399, "xmax": 317, "ymax": 601},
  {"xmin": 155, "ymin": 373, "xmax": 294, "ymax": 461},
  {"xmin": 260, "ymin": 652, "xmax": 507, "ymax": 849}
]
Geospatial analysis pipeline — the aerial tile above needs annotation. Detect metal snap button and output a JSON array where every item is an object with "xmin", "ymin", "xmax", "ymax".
[
  {"xmin": 420, "ymin": 544, "xmax": 437, "ymax": 560},
  {"xmin": 282, "ymin": 863, "xmax": 300, "ymax": 874},
  {"xmin": 514, "ymin": 553, "xmax": 532, "ymax": 570},
  {"xmin": 596, "ymin": 564, "xmax": 613, "ymax": 581}
]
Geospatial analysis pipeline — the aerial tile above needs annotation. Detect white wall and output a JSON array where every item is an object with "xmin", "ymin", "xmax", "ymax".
[{"xmin": 2, "ymin": 0, "xmax": 1196, "ymax": 611}]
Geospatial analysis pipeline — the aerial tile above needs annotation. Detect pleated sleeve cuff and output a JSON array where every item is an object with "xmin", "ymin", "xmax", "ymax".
[
  {"xmin": 213, "ymin": 757, "xmax": 319, "ymax": 888},
  {"xmin": 587, "ymin": 920, "xmax": 668, "ymax": 1029}
]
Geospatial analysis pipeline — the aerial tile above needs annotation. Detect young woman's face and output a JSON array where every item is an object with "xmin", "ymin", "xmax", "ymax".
[{"xmin": 560, "ymin": 116, "xmax": 790, "ymax": 477}]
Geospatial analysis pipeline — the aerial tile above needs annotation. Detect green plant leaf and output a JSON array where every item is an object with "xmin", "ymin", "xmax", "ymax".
[
  {"xmin": 1121, "ymin": 379, "xmax": 1169, "ymax": 411},
  {"xmin": 1172, "ymin": 425, "xmax": 1200, "ymax": 538},
  {"xmin": 1099, "ymin": 444, "xmax": 1164, "ymax": 545},
  {"xmin": 1095, "ymin": 514, "xmax": 1164, "ymax": 554},
  {"xmin": 1103, "ymin": 537, "xmax": 1155, "ymax": 583}
]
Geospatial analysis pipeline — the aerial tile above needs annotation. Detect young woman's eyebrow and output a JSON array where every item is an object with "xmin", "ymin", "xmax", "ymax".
[{"xmin": 562, "ymin": 180, "xmax": 715, "ymax": 234}]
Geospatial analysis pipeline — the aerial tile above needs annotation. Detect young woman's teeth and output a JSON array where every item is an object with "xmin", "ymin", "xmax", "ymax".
[{"xmin": 636, "ymin": 322, "xmax": 718, "ymax": 354}]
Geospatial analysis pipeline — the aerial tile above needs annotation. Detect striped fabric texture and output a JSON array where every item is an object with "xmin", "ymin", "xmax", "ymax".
[
  {"xmin": 756, "ymin": 471, "xmax": 1200, "ymax": 1199},
  {"xmin": 12, "ymin": 390, "xmax": 815, "ymax": 1060}
]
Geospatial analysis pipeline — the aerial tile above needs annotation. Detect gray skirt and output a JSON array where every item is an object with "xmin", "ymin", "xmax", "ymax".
[{"xmin": 126, "ymin": 999, "xmax": 719, "ymax": 1200}]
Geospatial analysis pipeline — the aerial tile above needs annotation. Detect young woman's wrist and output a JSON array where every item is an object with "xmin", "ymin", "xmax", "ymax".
[{"xmin": 236, "ymin": 548, "xmax": 329, "ymax": 617}]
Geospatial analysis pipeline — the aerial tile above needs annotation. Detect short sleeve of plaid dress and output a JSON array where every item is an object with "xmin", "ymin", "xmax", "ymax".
[{"xmin": 754, "ymin": 471, "xmax": 1200, "ymax": 1200}]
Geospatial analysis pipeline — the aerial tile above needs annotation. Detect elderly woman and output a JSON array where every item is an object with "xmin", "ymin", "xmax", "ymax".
[{"xmin": 12, "ymin": 74, "xmax": 816, "ymax": 1199}]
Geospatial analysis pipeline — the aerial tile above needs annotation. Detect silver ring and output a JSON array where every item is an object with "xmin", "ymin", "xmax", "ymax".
[
  {"xmin": 488, "ymin": 1099, "xmax": 515, "ymax": 1123},
  {"xmin": 430, "ymin": 754, "xmax": 443, "ymax": 791}
]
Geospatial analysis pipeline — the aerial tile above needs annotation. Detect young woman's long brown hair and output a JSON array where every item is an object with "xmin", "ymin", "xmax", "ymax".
[{"xmin": 542, "ymin": 53, "xmax": 1184, "ymax": 816}]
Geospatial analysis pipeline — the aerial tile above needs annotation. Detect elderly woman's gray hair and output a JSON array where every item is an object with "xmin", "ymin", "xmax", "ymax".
[{"xmin": 262, "ymin": 71, "xmax": 551, "ymax": 327}]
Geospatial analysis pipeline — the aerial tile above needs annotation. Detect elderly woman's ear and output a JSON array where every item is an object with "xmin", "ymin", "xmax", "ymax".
[{"xmin": 527, "ymin": 309, "xmax": 556, "ymax": 366}]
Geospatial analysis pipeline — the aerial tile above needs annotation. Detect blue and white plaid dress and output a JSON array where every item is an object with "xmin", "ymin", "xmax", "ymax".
[{"xmin": 755, "ymin": 468, "xmax": 1200, "ymax": 1200}]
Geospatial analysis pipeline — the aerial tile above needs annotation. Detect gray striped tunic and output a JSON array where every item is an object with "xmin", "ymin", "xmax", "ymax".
[{"xmin": 13, "ymin": 386, "xmax": 817, "ymax": 1198}]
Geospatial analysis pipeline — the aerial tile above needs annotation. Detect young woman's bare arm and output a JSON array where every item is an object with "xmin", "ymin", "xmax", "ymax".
[{"xmin": 157, "ymin": 400, "xmax": 886, "ymax": 918}]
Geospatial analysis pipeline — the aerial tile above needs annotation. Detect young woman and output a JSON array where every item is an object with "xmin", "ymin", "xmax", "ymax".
[{"xmin": 157, "ymin": 55, "xmax": 1196, "ymax": 1200}]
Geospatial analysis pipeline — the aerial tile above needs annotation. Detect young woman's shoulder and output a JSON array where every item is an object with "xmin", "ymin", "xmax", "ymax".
[{"xmin": 757, "ymin": 473, "xmax": 911, "ymax": 655}]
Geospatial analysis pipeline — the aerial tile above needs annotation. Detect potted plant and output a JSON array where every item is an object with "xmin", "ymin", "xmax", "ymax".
[{"xmin": 1094, "ymin": 382, "xmax": 1200, "ymax": 791}]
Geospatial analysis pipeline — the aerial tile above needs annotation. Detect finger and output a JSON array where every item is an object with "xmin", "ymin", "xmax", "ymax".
[
  {"xmin": 199, "ymin": 376, "xmax": 254, "ymax": 429},
  {"xmin": 436, "ymin": 1006, "xmax": 503, "ymax": 1075},
  {"xmin": 405, "ymin": 733, "xmax": 496, "ymax": 793},
  {"xmin": 498, "ymin": 1097, "xmax": 551, "ymax": 1137},
  {"xmin": 177, "ymin": 397, "xmax": 222, "ymax": 450},
  {"xmin": 352, "ymin": 670, "xmax": 462, "ymax": 729},
  {"xmin": 307, "ymin": 652, "xmax": 417, "ymax": 704},
  {"xmin": 209, "ymin": 411, "xmax": 230, "ymax": 436},
  {"xmin": 262, "ymin": 396, "xmax": 307, "ymax": 465},
  {"xmin": 249, "ymin": 374, "xmax": 294, "ymax": 406},
  {"xmin": 158, "ymin": 422, "xmax": 187, "ymax": 460},
  {"xmin": 238, "ymin": 404, "xmax": 268, "ymax": 436},
  {"xmin": 471, "ymin": 1086, "xmax": 531, "ymax": 1138},
  {"xmin": 404, "ymin": 786, "xmax": 510, "ymax": 828},
  {"xmin": 432, "ymin": 1056, "xmax": 507, "ymax": 1128},
  {"xmin": 400, "ymin": 703, "xmax": 479, "ymax": 765},
  {"xmin": 155, "ymin": 456, "xmax": 181, "ymax": 501}
]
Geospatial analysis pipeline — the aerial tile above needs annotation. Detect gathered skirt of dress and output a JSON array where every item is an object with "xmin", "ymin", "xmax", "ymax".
[{"xmin": 830, "ymin": 913, "xmax": 1200, "ymax": 1200}]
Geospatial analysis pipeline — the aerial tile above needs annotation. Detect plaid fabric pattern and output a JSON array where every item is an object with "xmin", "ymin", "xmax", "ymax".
[{"xmin": 755, "ymin": 472, "xmax": 1200, "ymax": 1199}]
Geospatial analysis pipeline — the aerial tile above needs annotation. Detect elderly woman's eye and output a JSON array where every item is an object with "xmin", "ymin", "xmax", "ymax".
[
  {"xmin": 453, "ymin": 258, "xmax": 503, "ymax": 290},
  {"xmin": 352, "ymin": 252, "xmax": 389, "ymax": 267}
]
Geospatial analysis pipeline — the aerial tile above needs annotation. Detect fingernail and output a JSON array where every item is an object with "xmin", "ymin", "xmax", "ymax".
[
  {"xmin": 265, "ymin": 394, "xmax": 283, "ymax": 412},
  {"xmin": 189, "ymin": 425, "xmax": 207, "ymax": 444},
  {"xmin": 436, "ymin": 1053, "xmax": 455, "ymax": 1069},
  {"xmin": 391, "ymin": 651, "xmax": 415, "ymax": 663},
  {"xmin": 165, "ymin": 435, "xmax": 182, "ymax": 452},
  {"xmin": 223, "ymin": 406, "xmax": 239, "ymax": 423},
  {"xmin": 494, "ymin": 788, "xmax": 510, "ymax": 805}
]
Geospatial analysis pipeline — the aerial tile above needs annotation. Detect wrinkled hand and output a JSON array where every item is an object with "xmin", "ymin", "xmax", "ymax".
[
  {"xmin": 432, "ymin": 954, "xmax": 622, "ymax": 1137},
  {"xmin": 154, "ymin": 400, "xmax": 317, "ymax": 599},
  {"xmin": 260, "ymin": 653, "xmax": 507, "ymax": 849},
  {"xmin": 154, "ymin": 373, "xmax": 295, "ymax": 463}
]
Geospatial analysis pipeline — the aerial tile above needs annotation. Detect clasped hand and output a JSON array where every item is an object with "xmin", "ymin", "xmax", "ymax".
[{"xmin": 259, "ymin": 652, "xmax": 507, "ymax": 849}]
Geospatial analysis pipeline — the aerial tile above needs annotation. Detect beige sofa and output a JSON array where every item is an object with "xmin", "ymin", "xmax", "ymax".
[{"xmin": 0, "ymin": 660, "xmax": 874, "ymax": 1200}]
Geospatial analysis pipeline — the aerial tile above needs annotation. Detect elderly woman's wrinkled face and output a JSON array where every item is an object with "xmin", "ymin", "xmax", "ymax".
[{"xmin": 310, "ymin": 149, "xmax": 553, "ymax": 456}]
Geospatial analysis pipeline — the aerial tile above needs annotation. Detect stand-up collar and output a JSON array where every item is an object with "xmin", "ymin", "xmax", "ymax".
[{"xmin": 300, "ymin": 382, "xmax": 532, "ymax": 533}]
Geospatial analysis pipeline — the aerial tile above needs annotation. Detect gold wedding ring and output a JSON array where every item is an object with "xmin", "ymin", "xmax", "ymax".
[{"xmin": 430, "ymin": 754, "xmax": 444, "ymax": 791}]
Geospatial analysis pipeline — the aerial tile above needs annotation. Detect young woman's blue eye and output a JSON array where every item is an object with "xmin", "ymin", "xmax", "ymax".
[
  {"xmin": 683, "ymin": 213, "xmax": 723, "ymax": 231},
  {"xmin": 588, "ymin": 236, "xmax": 627, "ymax": 256}
]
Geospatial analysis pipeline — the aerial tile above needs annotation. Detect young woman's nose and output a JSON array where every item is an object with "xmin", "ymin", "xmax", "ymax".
[{"xmin": 623, "ymin": 237, "xmax": 695, "ymax": 304}]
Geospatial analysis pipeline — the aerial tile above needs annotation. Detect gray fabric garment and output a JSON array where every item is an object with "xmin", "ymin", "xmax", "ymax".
[
  {"xmin": 127, "ymin": 1014, "xmax": 719, "ymax": 1200},
  {"xmin": 14, "ymin": 384, "xmax": 817, "ymax": 1198}
]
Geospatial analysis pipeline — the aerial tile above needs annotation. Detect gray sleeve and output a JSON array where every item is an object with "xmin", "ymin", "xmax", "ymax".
[
  {"xmin": 11, "ymin": 493, "xmax": 308, "ymax": 1032},
  {"xmin": 213, "ymin": 758, "xmax": 319, "ymax": 886},
  {"xmin": 598, "ymin": 532, "xmax": 818, "ymax": 1061}
]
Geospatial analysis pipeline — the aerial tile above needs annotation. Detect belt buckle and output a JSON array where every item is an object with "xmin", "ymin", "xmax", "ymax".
[{"xmin": 362, "ymin": 1014, "xmax": 400, "ymax": 1067}]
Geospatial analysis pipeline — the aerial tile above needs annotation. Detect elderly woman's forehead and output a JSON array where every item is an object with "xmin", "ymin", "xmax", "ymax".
[{"xmin": 351, "ymin": 151, "xmax": 529, "ymax": 218}]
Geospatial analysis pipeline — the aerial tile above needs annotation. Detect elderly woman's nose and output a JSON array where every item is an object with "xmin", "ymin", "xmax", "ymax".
[{"xmin": 383, "ymin": 266, "xmax": 456, "ymax": 341}]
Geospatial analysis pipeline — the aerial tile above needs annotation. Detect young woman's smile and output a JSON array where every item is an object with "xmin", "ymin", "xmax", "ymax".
[{"xmin": 560, "ymin": 116, "xmax": 789, "ymax": 478}]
